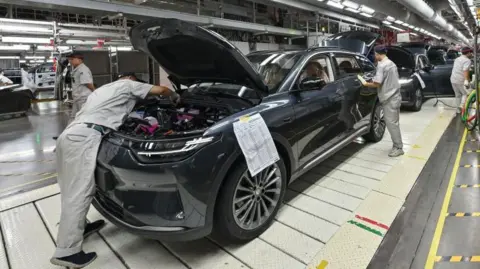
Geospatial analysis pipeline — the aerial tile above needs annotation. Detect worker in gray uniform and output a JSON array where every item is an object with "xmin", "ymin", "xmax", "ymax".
[
  {"xmin": 50, "ymin": 72, "xmax": 180, "ymax": 268},
  {"xmin": 450, "ymin": 47, "xmax": 473, "ymax": 113},
  {"xmin": 68, "ymin": 52, "xmax": 95, "ymax": 122},
  {"xmin": 361, "ymin": 45, "xmax": 404, "ymax": 157}
]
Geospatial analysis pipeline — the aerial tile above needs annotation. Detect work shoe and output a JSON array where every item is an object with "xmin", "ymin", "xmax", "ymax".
[
  {"xmin": 50, "ymin": 251, "xmax": 97, "ymax": 268},
  {"xmin": 388, "ymin": 147, "xmax": 404, "ymax": 157},
  {"xmin": 84, "ymin": 220, "xmax": 106, "ymax": 239}
]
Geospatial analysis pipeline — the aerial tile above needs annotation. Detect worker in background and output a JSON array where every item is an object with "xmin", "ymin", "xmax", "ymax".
[
  {"xmin": 360, "ymin": 45, "xmax": 404, "ymax": 157},
  {"xmin": 68, "ymin": 52, "xmax": 95, "ymax": 122},
  {"xmin": 0, "ymin": 68, "xmax": 13, "ymax": 86},
  {"xmin": 50, "ymin": 72, "xmax": 180, "ymax": 268},
  {"xmin": 450, "ymin": 47, "xmax": 473, "ymax": 113}
]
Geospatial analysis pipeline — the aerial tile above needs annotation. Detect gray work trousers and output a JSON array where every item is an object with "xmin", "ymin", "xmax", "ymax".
[
  {"xmin": 53, "ymin": 124, "xmax": 101, "ymax": 258},
  {"xmin": 382, "ymin": 94, "xmax": 403, "ymax": 149},
  {"xmin": 69, "ymin": 97, "xmax": 87, "ymax": 123},
  {"xmin": 452, "ymin": 83, "xmax": 469, "ymax": 109}
]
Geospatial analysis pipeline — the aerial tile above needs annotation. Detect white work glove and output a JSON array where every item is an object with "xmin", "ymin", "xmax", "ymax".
[
  {"xmin": 464, "ymin": 80, "xmax": 470, "ymax": 87},
  {"xmin": 357, "ymin": 75, "xmax": 367, "ymax": 86},
  {"xmin": 170, "ymin": 91, "xmax": 181, "ymax": 105}
]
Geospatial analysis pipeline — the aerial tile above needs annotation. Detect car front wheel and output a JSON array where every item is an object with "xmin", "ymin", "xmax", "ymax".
[
  {"xmin": 364, "ymin": 101, "xmax": 386, "ymax": 142},
  {"xmin": 411, "ymin": 88, "xmax": 423, "ymax": 112},
  {"xmin": 213, "ymin": 159, "xmax": 287, "ymax": 243}
]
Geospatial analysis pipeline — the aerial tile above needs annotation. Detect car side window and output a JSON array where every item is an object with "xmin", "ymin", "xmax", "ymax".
[
  {"xmin": 294, "ymin": 54, "xmax": 333, "ymax": 91},
  {"xmin": 334, "ymin": 55, "xmax": 362, "ymax": 77},
  {"xmin": 355, "ymin": 55, "xmax": 375, "ymax": 73}
]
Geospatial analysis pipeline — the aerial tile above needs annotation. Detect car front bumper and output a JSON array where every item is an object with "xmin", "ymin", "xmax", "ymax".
[{"xmin": 92, "ymin": 133, "xmax": 236, "ymax": 241}]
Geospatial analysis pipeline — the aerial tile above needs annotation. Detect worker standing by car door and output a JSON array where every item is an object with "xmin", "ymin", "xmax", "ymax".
[
  {"xmin": 0, "ymin": 68, "xmax": 13, "ymax": 86},
  {"xmin": 50, "ymin": 72, "xmax": 180, "ymax": 268},
  {"xmin": 360, "ymin": 46, "xmax": 404, "ymax": 157},
  {"xmin": 450, "ymin": 47, "xmax": 473, "ymax": 113},
  {"xmin": 68, "ymin": 52, "xmax": 95, "ymax": 122}
]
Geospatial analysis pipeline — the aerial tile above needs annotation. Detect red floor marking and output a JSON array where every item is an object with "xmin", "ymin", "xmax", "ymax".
[{"xmin": 355, "ymin": 215, "xmax": 390, "ymax": 230}]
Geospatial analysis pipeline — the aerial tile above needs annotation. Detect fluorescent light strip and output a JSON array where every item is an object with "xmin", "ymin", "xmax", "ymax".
[
  {"xmin": 0, "ymin": 45, "xmax": 31, "ymax": 50},
  {"xmin": 386, "ymin": 16, "xmax": 396, "ymax": 22},
  {"xmin": 25, "ymin": 56, "xmax": 45, "ymax": 59},
  {"xmin": 0, "ymin": 25, "xmax": 52, "ymax": 33},
  {"xmin": 388, "ymin": 25, "xmax": 404, "ymax": 31},
  {"xmin": 0, "ymin": 56, "xmax": 20, "ymax": 59},
  {"xmin": 0, "ymin": 18, "xmax": 52, "ymax": 25},
  {"xmin": 382, "ymin": 21, "xmax": 392, "ymax": 25},
  {"xmin": 1, "ymin": 36, "xmax": 51, "ymax": 44},
  {"xmin": 342, "ymin": 0, "xmax": 359, "ymax": 9},
  {"xmin": 360, "ymin": 12, "xmax": 373, "ymax": 18},
  {"xmin": 410, "ymin": 33, "xmax": 418, "ymax": 36},
  {"xmin": 360, "ymin": 5, "xmax": 375, "ymax": 14},
  {"xmin": 408, "ymin": 25, "xmax": 415, "ymax": 29},
  {"xmin": 327, "ymin": 1, "xmax": 345, "ymax": 9},
  {"xmin": 345, "ymin": 7, "xmax": 360, "ymax": 13},
  {"xmin": 19, "ymin": 60, "xmax": 26, "ymax": 63},
  {"xmin": 394, "ymin": 20, "xmax": 404, "ymax": 24}
]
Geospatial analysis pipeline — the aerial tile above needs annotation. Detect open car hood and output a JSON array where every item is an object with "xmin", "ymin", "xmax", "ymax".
[
  {"xmin": 386, "ymin": 46, "xmax": 415, "ymax": 70},
  {"xmin": 129, "ymin": 19, "xmax": 268, "ymax": 95},
  {"xmin": 322, "ymin": 31, "xmax": 381, "ymax": 56}
]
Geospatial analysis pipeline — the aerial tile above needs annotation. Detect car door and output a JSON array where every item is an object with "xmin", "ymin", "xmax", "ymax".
[
  {"xmin": 289, "ymin": 53, "xmax": 344, "ymax": 167},
  {"xmin": 332, "ymin": 53, "xmax": 370, "ymax": 132},
  {"xmin": 417, "ymin": 55, "xmax": 434, "ymax": 95}
]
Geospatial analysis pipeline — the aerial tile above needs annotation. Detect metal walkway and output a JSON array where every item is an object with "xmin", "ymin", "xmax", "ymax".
[{"xmin": 0, "ymin": 99, "xmax": 455, "ymax": 269}]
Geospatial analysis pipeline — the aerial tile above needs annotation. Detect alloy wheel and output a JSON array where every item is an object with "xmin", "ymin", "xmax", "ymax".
[
  {"xmin": 232, "ymin": 164, "xmax": 282, "ymax": 230},
  {"xmin": 415, "ymin": 89, "xmax": 422, "ymax": 108},
  {"xmin": 373, "ymin": 105, "xmax": 386, "ymax": 138}
]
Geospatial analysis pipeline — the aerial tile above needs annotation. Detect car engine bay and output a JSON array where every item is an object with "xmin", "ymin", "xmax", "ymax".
[{"xmin": 118, "ymin": 97, "xmax": 239, "ymax": 139}]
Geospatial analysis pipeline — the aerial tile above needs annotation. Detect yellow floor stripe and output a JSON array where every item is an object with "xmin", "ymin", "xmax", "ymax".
[
  {"xmin": 425, "ymin": 129, "xmax": 468, "ymax": 269},
  {"xmin": 456, "ymin": 213, "xmax": 465, "ymax": 217},
  {"xmin": 316, "ymin": 260, "xmax": 328, "ymax": 269},
  {"xmin": 471, "ymin": 256, "xmax": 480, "ymax": 262},
  {"xmin": 451, "ymin": 256, "xmax": 462, "ymax": 262}
]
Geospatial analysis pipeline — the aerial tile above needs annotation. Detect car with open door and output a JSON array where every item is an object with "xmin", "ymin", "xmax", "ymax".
[
  {"xmin": 92, "ymin": 18, "xmax": 386, "ymax": 243},
  {"xmin": 325, "ymin": 32, "xmax": 455, "ymax": 112}
]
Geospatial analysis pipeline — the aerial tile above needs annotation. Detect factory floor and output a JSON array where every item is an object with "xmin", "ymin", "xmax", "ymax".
[{"xmin": 0, "ymin": 98, "xmax": 466, "ymax": 269}]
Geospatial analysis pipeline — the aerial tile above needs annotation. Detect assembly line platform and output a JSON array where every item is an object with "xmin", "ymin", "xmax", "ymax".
[{"xmin": 0, "ymin": 99, "xmax": 457, "ymax": 269}]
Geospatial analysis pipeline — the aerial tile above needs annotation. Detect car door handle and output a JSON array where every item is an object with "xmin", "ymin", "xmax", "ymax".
[{"xmin": 283, "ymin": 117, "xmax": 292, "ymax": 122}]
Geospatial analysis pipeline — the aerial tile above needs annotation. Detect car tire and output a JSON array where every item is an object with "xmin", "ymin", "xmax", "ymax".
[
  {"xmin": 364, "ymin": 101, "xmax": 386, "ymax": 142},
  {"xmin": 212, "ymin": 158, "xmax": 287, "ymax": 243},
  {"xmin": 410, "ymin": 88, "xmax": 423, "ymax": 112}
]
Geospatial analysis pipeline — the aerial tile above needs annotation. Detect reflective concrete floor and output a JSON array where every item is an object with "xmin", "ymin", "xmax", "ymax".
[
  {"xmin": 0, "ymin": 99, "xmax": 457, "ymax": 269},
  {"xmin": 0, "ymin": 101, "xmax": 69, "ymax": 198}
]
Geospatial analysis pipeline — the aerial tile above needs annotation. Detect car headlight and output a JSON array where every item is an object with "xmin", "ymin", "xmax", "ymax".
[
  {"xmin": 399, "ymin": 78, "xmax": 413, "ymax": 84},
  {"xmin": 136, "ymin": 136, "xmax": 215, "ymax": 157}
]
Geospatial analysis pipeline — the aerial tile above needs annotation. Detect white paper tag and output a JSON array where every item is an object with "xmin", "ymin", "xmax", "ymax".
[
  {"xmin": 413, "ymin": 73, "xmax": 426, "ymax": 89},
  {"xmin": 233, "ymin": 114, "xmax": 280, "ymax": 177}
]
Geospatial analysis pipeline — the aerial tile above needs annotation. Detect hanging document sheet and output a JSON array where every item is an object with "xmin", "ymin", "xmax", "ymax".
[{"xmin": 233, "ymin": 114, "xmax": 280, "ymax": 177}]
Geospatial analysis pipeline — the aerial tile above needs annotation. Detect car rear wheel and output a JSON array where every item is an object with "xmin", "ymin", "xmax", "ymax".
[
  {"xmin": 213, "ymin": 159, "xmax": 287, "ymax": 243},
  {"xmin": 411, "ymin": 88, "xmax": 423, "ymax": 112},
  {"xmin": 364, "ymin": 101, "xmax": 386, "ymax": 142}
]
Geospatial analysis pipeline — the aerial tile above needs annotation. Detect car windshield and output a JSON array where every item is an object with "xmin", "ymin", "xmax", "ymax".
[{"xmin": 247, "ymin": 51, "xmax": 302, "ymax": 92}]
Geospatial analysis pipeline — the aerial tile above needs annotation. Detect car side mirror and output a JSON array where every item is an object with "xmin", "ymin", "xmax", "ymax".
[
  {"xmin": 300, "ymin": 78, "xmax": 327, "ymax": 91},
  {"xmin": 423, "ymin": 64, "xmax": 434, "ymax": 72}
]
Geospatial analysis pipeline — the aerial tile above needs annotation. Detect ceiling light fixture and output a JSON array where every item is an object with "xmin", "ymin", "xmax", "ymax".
[
  {"xmin": 25, "ymin": 56, "xmax": 45, "ymax": 59},
  {"xmin": 342, "ymin": 0, "xmax": 359, "ymax": 9},
  {"xmin": 386, "ymin": 16, "xmax": 395, "ymax": 22},
  {"xmin": 359, "ymin": 12, "xmax": 373, "ymax": 18},
  {"xmin": 410, "ymin": 33, "xmax": 418, "ymax": 36},
  {"xmin": 1, "ymin": 36, "xmax": 51, "ymax": 44},
  {"xmin": 360, "ymin": 5, "xmax": 375, "ymax": 14},
  {"xmin": 0, "ymin": 18, "xmax": 52, "ymax": 25},
  {"xmin": 0, "ymin": 45, "xmax": 31, "ymax": 51},
  {"xmin": 408, "ymin": 25, "xmax": 415, "ymax": 29},
  {"xmin": 0, "ymin": 25, "xmax": 52, "ymax": 33},
  {"xmin": 0, "ymin": 56, "xmax": 20, "ymax": 59},
  {"xmin": 388, "ymin": 25, "xmax": 404, "ymax": 31},
  {"xmin": 382, "ymin": 21, "xmax": 392, "ymax": 25},
  {"xmin": 345, "ymin": 7, "xmax": 360, "ymax": 13},
  {"xmin": 327, "ymin": 1, "xmax": 344, "ymax": 9},
  {"xmin": 395, "ymin": 20, "xmax": 404, "ymax": 24}
]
